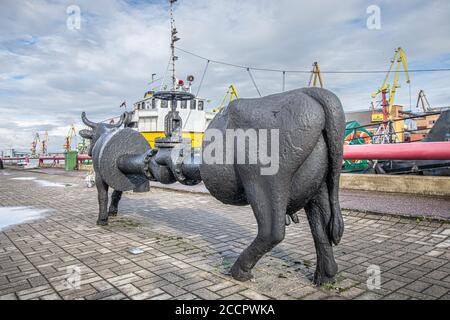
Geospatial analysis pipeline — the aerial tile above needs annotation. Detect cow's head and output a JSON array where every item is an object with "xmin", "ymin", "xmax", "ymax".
[{"xmin": 79, "ymin": 112, "xmax": 126, "ymax": 156}]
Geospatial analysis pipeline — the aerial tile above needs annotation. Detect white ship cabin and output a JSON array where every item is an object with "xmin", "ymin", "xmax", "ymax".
[
  {"xmin": 128, "ymin": 91, "xmax": 216, "ymax": 148},
  {"xmin": 130, "ymin": 92, "xmax": 215, "ymax": 133}
]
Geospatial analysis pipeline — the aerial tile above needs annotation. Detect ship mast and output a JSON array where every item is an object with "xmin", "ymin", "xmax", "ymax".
[
  {"xmin": 169, "ymin": 0, "xmax": 179, "ymax": 91},
  {"xmin": 153, "ymin": 0, "xmax": 194, "ymax": 142}
]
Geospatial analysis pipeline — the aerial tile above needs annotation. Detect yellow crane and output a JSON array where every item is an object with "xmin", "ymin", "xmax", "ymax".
[
  {"xmin": 64, "ymin": 125, "xmax": 77, "ymax": 152},
  {"xmin": 371, "ymin": 47, "xmax": 410, "ymax": 121},
  {"xmin": 213, "ymin": 85, "xmax": 239, "ymax": 113},
  {"xmin": 371, "ymin": 47, "xmax": 411, "ymax": 143}
]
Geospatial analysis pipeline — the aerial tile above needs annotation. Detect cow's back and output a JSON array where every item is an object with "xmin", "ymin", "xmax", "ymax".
[{"xmin": 200, "ymin": 89, "xmax": 327, "ymax": 206}]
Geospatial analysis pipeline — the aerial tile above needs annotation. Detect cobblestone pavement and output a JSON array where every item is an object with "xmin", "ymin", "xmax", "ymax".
[
  {"xmin": 21, "ymin": 168, "xmax": 450, "ymax": 219},
  {"xmin": 149, "ymin": 182, "xmax": 450, "ymax": 220},
  {"xmin": 0, "ymin": 169, "xmax": 449, "ymax": 300}
]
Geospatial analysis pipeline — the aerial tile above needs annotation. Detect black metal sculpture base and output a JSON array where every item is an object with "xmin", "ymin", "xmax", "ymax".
[{"xmin": 80, "ymin": 87, "xmax": 345, "ymax": 285}]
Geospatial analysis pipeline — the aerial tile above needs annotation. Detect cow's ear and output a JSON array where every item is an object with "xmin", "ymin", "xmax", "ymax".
[{"xmin": 79, "ymin": 129, "xmax": 94, "ymax": 139}]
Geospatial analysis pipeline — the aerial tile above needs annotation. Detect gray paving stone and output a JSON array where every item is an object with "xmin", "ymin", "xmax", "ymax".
[
  {"xmin": 0, "ymin": 169, "xmax": 449, "ymax": 300},
  {"xmin": 422, "ymin": 285, "xmax": 449, "ymax": 298}
]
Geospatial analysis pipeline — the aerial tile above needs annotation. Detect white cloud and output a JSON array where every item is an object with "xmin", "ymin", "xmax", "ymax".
[{"xmin": 0, "ymin": 0, "xmax": 449, "ymax": 152}]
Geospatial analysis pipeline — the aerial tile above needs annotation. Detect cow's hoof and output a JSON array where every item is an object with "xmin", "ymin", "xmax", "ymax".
[
  {"xmin": 108, "ymin": 210, "xmax": 118, "ymax": 217},
  {"xmin": 96, "ymin": 219, "xmax": 109, "ymax": 226},
  {"xmin": 313, "ymin": 273, "xmax": 336, "ymax": 286},
  {"xmin": 230, "ymin": 265, "xmax": 254, "ymax": 282},
  {"xmin": 313, "ymin": 259, "xmax": 338, "ymax": 286}
]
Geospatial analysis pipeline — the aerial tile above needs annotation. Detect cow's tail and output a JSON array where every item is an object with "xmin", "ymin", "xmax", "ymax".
[{"xmin": 300, "ymin": 87, "xmax": 345, "ymax": 245}]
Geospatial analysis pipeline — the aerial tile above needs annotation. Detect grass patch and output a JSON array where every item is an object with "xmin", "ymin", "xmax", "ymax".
[
  {"xmin": 109, "ymin": 216, "xmax": 142, "ymax": 229},
  {"xmin": 303, "ymin": 260, "xmax": 312, "ymax": 268},
  {"xmin": 320, "ymin": 281, "xmax": 348, "ymax": 293}
]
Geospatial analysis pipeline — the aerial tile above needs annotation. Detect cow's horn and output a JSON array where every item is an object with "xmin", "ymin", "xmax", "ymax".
[
  {"xmin": 112, "ymin": 113, "xmax": 126, "ymax": 128},
  {"xmin": 81, "ymin": 112, "xmax": 97, "ymax": 128}
]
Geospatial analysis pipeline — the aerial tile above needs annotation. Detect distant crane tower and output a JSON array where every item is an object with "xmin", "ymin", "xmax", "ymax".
[
  {"xmin": 308, "ymin": 62, "xmax": 324, "ymax": 88},
  {"xmin": 416, "ymin": 90, "xmax": 433, "ymax": 112},
  {"xmin": 31, "ymin": 133, "xmax": 40, "ymax": 157},
  {"xmin": 41, "ymin": 131, "xmax": 48, "ymax": 155}
]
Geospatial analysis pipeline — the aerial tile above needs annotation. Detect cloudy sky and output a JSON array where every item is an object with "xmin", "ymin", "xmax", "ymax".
[{"xmin": 1, "ymin": 0, "xmax": 450, "ymax": 153}]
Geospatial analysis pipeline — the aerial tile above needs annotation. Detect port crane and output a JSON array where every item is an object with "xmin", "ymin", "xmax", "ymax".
[
  {"xmin": 64, "ymin": 125, "xmax": 77, "ymax": 152},
  {"xmin": 31, "ymin": 133, "xmax": 40, "ymax": 157},
  {"xmin": 41, "ymin": 131, "xmax": 48, "ymax": 155},
  {"xmin": 308, "ymin": 62, "xmax": 324, "ymax": 88},
  {"xmin": 371, "ymin": 47, "xmax": 411, "ymax": 143},
  {"xmin": 213, "ymin": 85, "xmax": 239, "ymax": 113},
  {"xmin": 416, "ymin": 90, "xmax": 433, "ymax": 113}
]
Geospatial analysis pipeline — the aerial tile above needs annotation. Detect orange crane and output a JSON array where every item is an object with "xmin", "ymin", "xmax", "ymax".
[{"xmin": 64, "ymin": 125, "xmax": 77, "ymax": 152}]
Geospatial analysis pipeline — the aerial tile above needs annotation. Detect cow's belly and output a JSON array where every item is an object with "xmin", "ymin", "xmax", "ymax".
[
  {"xmin": 201, "ymin": 163, "xmax": 248, "ymax": 205},
  {"xmin": 200, "ymin": 109, "xmax": 248, "ymax": 205},
  {"xmin": 287, "ymin": 134, "xmax": 328, "ymax": 214}
]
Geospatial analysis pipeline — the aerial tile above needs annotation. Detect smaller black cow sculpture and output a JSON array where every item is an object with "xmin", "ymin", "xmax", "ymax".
[
  {"xmin": 80, "ymin": 87, "xmax": 345, "ymax": 285},
  {"xmin": 79, "ymin": 113, "xmax": 128, "ymax": 225}
]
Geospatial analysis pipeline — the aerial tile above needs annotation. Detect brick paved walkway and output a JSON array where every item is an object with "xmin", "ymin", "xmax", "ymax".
[{"xmin": 0, "ymin": 169, "xmax": 449, "ymax": 300}]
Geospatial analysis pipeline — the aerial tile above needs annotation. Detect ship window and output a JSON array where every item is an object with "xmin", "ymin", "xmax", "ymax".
[
  {"xmin": 198, "ymin": 100, "xmax": 204, "ymax": 111},
  {"xmin": 161, "ymin": 100, "xmax": 168, "ymax": 108},
  {"xmin": 139, "ymin": 117, "xmax": 157, "ymax": 132},
  {"xmin": 190, "ymin": 100, "xmax": 196, "ymax": 110},
  {"xmin": 181, "ymin": 100, "xmax": 187, "ymax": 109},
  {"xmin": 152, "ymin": 99, "xmax": 156, "ymax": 109}
]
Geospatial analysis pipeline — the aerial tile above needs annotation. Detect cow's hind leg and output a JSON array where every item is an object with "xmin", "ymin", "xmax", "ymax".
[
  {"xmin": 95, "ymin": 173, "xmax": 109, "ymax": 226},
  {"xmin": 108, "ymin": 190, "xmax": 122, "ymax": 216},
  {"xmin": 230, "ymin": 182, "xmax": 287, "ymax": 281},
  {"xmin": 304, "ymin": 184, "xmax": 338, "ymax": 285}
]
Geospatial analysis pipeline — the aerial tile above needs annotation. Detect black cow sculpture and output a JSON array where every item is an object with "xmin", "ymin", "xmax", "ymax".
[{"xmin": 80, "ymin": 87, "xmax": 345, "ymax": 285}]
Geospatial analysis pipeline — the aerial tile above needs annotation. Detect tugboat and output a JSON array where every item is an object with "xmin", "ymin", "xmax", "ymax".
[{"xmin": 127, "ymin": 0, "xmax": 216, "ymax": 148}]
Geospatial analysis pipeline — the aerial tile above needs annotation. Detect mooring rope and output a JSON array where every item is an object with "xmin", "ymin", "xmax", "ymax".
[
  {"xmin": 175, "ymin": 47, "xmax": 450, "ymax": 74},
  {"xmin": 247, "ymin": 68, "xmax": 261, "ymax": 97},
  {"xmin": 196, "ymin": 59, "xmax": 210, "ymax": 97}
]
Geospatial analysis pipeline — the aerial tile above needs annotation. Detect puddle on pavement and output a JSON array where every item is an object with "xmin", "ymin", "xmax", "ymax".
[
  {"xmin": 0, "ymin": 206, "xmax": 50, "ymax": 230},
  {"xmin": 9, "ymin": 177, "xmax": 76, "ymax": 188},
  {"xmin": 10, "ymin": 177, "xmax": 36, "ymax": 180},
  {"xmin": 34, "ymin": 180, "xmax": 76, "ymax": 188},
  {"xmin": 0, "ymin": 171, "xmax": 13, "ymax": 175}
]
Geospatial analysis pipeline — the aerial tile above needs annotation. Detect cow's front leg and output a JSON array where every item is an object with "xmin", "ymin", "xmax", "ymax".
[
  {"xmin": 95, "ymin": 173, "xmax": 109, "ymax": 226},
  {"xmin": 108, "ymin": 190, "xmax": 122, "ymax": 216},
  {"xmin": 305, "ymin": 184, "xmax": 338, "ymax": 285},
  {"xmin": 230, "ymin": 181, "xmax": 287, "ymax": 282}
]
